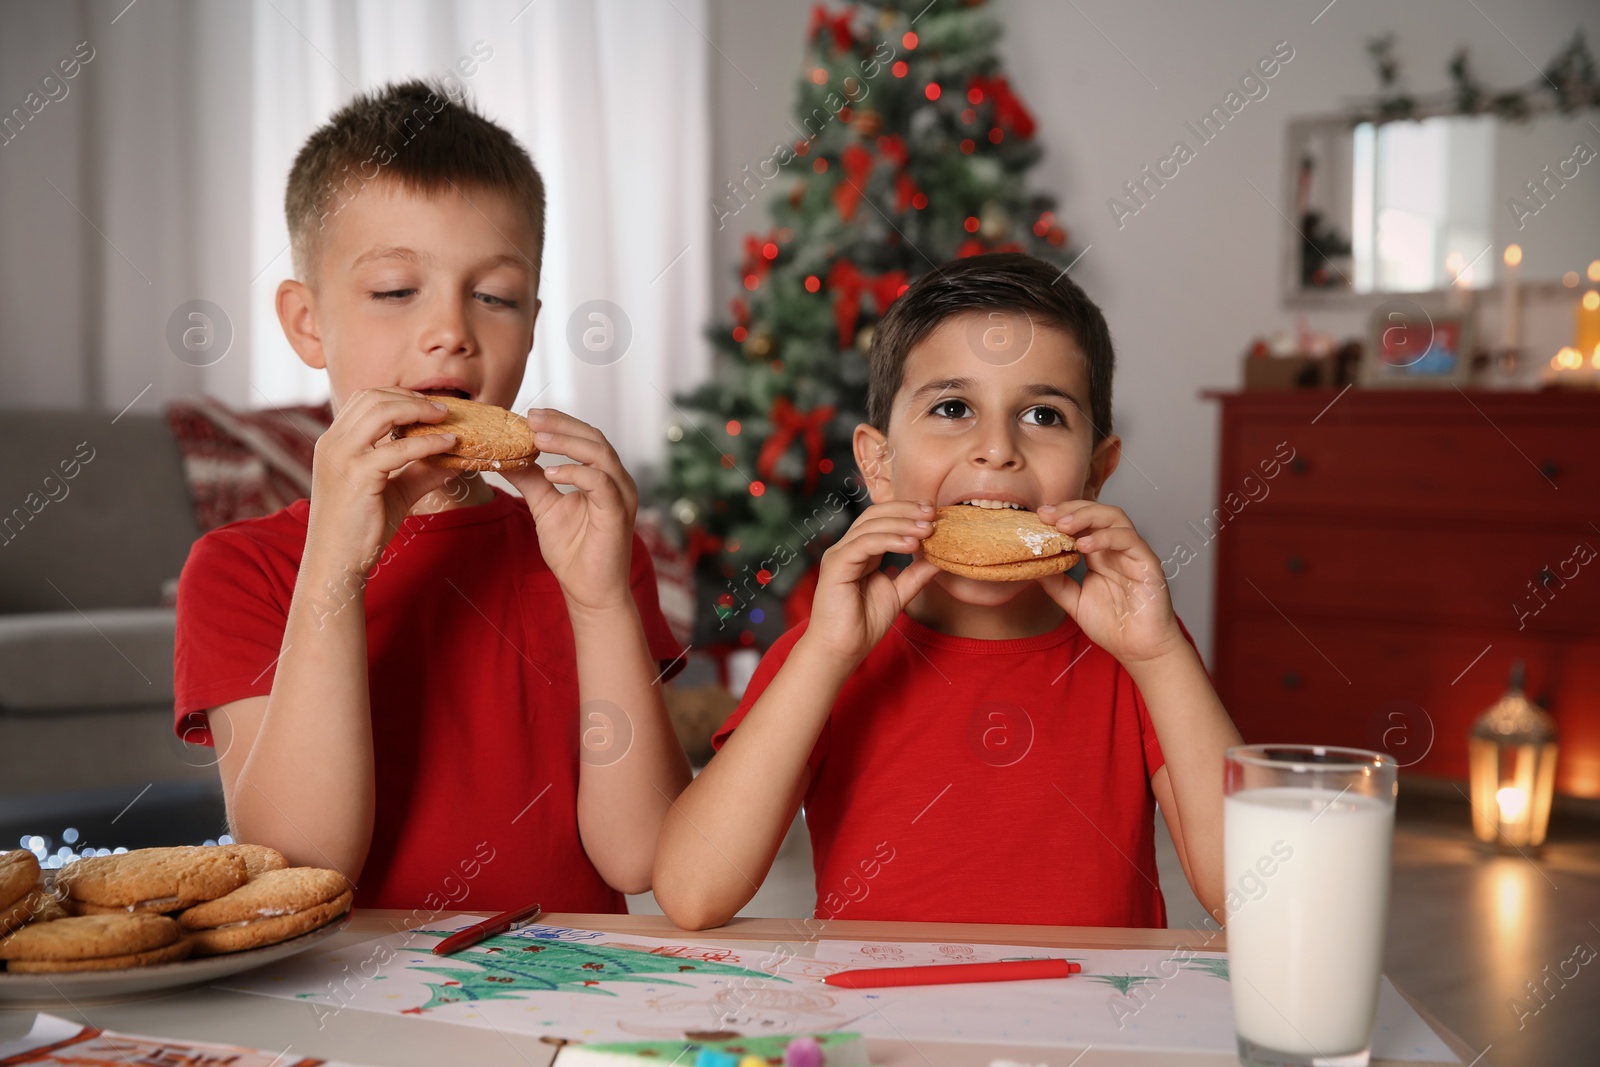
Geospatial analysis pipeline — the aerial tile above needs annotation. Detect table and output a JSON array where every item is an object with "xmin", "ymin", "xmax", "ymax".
[{"xmin": 0, "ymin": 911, "xmax": 1484, "ymax": 1066}]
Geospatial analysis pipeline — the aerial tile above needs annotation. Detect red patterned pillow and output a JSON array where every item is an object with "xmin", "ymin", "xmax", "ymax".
[{"xmin": 165, "ymin": 396, "xmax": 333, "ymax": 532}]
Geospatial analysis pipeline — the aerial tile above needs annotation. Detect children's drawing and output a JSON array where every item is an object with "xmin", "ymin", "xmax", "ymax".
[
  {"xmin": 222, "ymin": 919, "xmax": 876, "ymax": 1045},
  {"xmin": 803, "ymin": 940, "xmax": 1455, "ymax": 1062},
  {"xmin": 512, "ymin": 925, "xmax": 607, "ymax": 941},
  {"xmin": 1172, "ymin": 956, "xmax": 1230, "ymax": 981},
  {"xmin": 858, "ymin": 944, "xmax": 904, "ymax": 962},
  {"xmin": 614, "ymin": 986, "xmax": 860, "ymax": 1039},
  {"xmin": 409, "ymin": 931, "xmax": 779, "ymax": 1011},
  {"xmin": 1083, "ymin": 973, "xmax": 1162, "ymax": 995},
  {"xmin": 222, "ymin": 922, "xmax": 1456, "ymax": 1060}
]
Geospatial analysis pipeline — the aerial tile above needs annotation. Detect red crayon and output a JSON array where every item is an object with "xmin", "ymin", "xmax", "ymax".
[{"xmin": 823, "ymin": 958, "xmax": 1081, "ymax": 989}]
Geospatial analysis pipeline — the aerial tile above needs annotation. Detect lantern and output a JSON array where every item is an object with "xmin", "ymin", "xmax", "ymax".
[{"xmin": 1469, "ymin": 662, "xmax": 1558, "ymax": 849}]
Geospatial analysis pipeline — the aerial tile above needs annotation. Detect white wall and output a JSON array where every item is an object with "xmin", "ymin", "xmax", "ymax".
[{"xmin": 707, "ymin": 0, "xmax": 1600, "ymax": 661}]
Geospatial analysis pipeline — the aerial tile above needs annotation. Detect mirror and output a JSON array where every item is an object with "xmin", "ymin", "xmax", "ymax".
[{"xmin": 1285, "ymin": 111, "xmax": 1600, "ymax": 301}]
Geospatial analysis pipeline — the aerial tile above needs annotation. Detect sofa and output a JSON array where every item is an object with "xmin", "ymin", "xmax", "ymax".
[{"xmin": 0, "ymin": 409, "xmax": 218, "ymax": 827}]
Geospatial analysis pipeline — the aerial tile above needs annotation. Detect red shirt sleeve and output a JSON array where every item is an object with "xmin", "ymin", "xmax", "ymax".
[
  {"xmin": 710, "ymin": 621, "xmax": 829, "ymax": 777},
  {"xmin": 1130, "ymin": 615, "xmax": 1208, "ymax": 779},
  {"xmin": 628, "ymin": 531, "xmax": 686, "ymax": 683},
  {"xmin": 172, "ymin": 527, "xmax": 294, "ymax": 746}
]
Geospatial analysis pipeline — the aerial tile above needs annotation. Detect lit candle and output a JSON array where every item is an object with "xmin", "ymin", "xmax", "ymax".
[
  {"xmin": 1500, "ymin": 245, "xmax": 1522, "ymax": 351},
  {"xmin": 1496, "ymin": 785, "xmax": 1528, "ymax": 825},
  {"xmin": 1579, "ymin": 289, "xmax": 1600, "ymax": 359}
]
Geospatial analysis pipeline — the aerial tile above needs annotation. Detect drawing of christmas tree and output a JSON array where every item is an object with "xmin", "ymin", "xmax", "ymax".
[
  {"xmin": 1173, "ymin": 956, "xmax": 1230, "ymax": 981},
  {"xmin": 409, "ymin": 933, "xmax": 785, "ymax": 1011},
  {"xmin": 1085, "ymin": 973, "xmax": 1162, "ymax": 996}
]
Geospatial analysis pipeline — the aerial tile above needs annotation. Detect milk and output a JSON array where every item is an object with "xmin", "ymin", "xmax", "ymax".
[{"xmin": 1225, "ymin": 786, "xmax": 1394, "ymax": 1058}]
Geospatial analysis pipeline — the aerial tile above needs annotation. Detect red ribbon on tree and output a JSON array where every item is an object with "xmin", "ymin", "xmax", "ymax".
[
  {"xmin": 870, "ymin": 135, "xmax": 920, "ymax": 212},
  {"xmin": 895, "ymin": 171, "xmax": 922, "ymax": 213},
  {"xmin": 729, "ymin": 298, "xmax": 750, "ymax": 329},
  {"xmin": 875, "ymin": 134, "xmax": 909, "ymax": 167},
  {"xmin": 826, "ymin": 259, "xmax": 908, "ymax": 348},
  {"xmin": 741, "ymin": 231, "xmax": 781, "ymax": 283},
  {"xmin": 758, "ymin": 396, "xmax": 836, "ymax": 495},
  {"xmin": 807, "ymin": 4, "xmax": 857, "ymax": 52},
  {"xmin": 967, "ymin": 74, "xmax": 1037, "ymax": 139},
  {"xmin": 831, "ymin": 143, "xmax": 876, "ymax": 222}
]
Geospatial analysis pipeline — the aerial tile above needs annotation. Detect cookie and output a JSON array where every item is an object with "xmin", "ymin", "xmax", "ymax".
[
  {"xmin": 54, "ymin": 846, "xmax": 248, "ymax": 912},
  {"xmin": 6, "ymin": 939, "xmax": 192, "ymax": 973},
  {"xmin": 29, "ymin": 894, "xmax": 68, "ymax": 924},
  {"xmin": 0, "ymin": 889, "xmax": 47, "ymax": 937},
  {"xmin": 0, "ymin": 913, "xmax": 181, "ymax": 962},
  {"xmin": 0, "ymin": 851, "xmax": 39, "ymax": 912},
  {"xmin": 217, "ymin": 843, "xmax": 288, "ymax": 879},
  {"xmin": 185, "ymin": 889, "xmax": 353, "ymax": 956},
  {"xmin": 922, "ymin": 504, "xmax": 1079, "ymax": 582},
  {"xmin": 392, "ymin": 396, "xmax": 539, "ymax": 472},
  {"xmin": 178, "ymin": 868, "xmax": 349, "ymax": 930},
  {"xmin": 63, "ymin": 897, "xmax": 190, "ymax": 917}
]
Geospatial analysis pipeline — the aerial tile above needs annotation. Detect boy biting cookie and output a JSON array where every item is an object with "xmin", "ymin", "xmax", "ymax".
[
  {"xmin": 654, "ymin": 253, "xmax": 1242, "ymax": 930},
  {"xmin": 173, "ymin": 81, "xmax": 691, "ymax": 912}
]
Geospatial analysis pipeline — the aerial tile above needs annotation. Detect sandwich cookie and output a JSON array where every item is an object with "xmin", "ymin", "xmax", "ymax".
[
  {"xmin": 0, "ymin": 914, "xmax": 190, "ymax": 973},
  {"xmin": 178, "ymin": 867, "xmax": 352, "ymax": 956},
  {"xmin": 392, "ymin": 395, "xmax": 539, "ymax": 472},
  {"xmin": 217, "ymin": 843, "xmax": 289, "ymax": 879},
  {"xmin": 921, "ymin": 503, "xmax": 1080, "ymax": 581},
  {"xmin": 56, "ymin": 846, "xmax": 248, "ymax": 916},
  {"xmin": 0, "ymin": 851, "xmax": 42, "ymax": 937}
]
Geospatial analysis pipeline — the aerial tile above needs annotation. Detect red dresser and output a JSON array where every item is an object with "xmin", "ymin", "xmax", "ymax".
[{"xmin": 1208, "ymin": 389, "xmax": 1600, "ymax": 798}]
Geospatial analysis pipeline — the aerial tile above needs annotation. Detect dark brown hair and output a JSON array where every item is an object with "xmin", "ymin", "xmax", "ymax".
[
  {"xmin": 285, "ymin": 78, "xmax": 545, "ymax": 284},
  {"xmin": 866, "ymin": 252, "xmax": 1115, "ymax": 443}
]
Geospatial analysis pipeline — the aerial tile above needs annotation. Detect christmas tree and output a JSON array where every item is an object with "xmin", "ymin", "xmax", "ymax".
[
  {"xmin": 657, "ymin": 0, "xmax": 1074, "ymax": 649},
  {"xmin": 409, "ymin": 933, "xmax": 783, "ymax": 1011}
]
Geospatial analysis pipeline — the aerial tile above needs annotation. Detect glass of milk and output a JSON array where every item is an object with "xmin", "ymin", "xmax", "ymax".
[{"xmin": 1224, "ymin": 744, "xmax": 1397, "ymax": 1066}]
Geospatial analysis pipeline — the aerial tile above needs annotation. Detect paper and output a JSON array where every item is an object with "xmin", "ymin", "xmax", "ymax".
[
  {"xmin": 221, "ymin": 917, "xmax": 875, "ymax": 1044},
  {"xmin": 808, "ymin": 939, "xmax": 1458, "ymax": 1062},
  {"xmin": 222, "ymin": 921, "xmax": 1458, "ymax": 1061},
  {"xmin": 0, "ymin": 1013, "xmax": 372, "ymax": 1066}
]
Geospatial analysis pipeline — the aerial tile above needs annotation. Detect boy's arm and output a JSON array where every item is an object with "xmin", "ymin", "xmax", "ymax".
[
  {"xmin": 651, "ymin": 638, "xmax": 841, "ymax": 930},
  {"xmin": 502, "ymin": 410, "xmax": 693, "ymax": 895},
  {"xmin": 567, "ymin": 598, "xmax": 693, "ymax": 894},
  {"xmin": 212, "ymin": 388, "xmax": 463, "ymax": 881},
  {"xmin": 1127, "ymin": 649, "xmax": 1241, "ymax": 923},
  {"xmin": 1037, "ymin": 500, "xmax": 1241, "ymax": 923},
  {"xmin": 653, "ymin": 501, "xmax": 940, "ymax": 931}
]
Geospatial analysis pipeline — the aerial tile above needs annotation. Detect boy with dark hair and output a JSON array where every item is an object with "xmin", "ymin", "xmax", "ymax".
[
  {"xmin": 654, "ymin": 252, "xmax": 1240, "ymax": 930},
  {"xmin": 174, "ymin": 80, "xmax": 692, "ymax": 912}
]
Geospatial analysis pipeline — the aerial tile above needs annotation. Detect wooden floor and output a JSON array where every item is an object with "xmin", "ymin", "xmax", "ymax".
[{"xmin": 631, "ymin": 789, "xmax": 1600, "ymax": 1067}]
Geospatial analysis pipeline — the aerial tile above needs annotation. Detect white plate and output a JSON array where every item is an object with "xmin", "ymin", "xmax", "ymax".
[{"xmin": 0, "ymin": 915, "xmax": 350, "ymax": 1007}]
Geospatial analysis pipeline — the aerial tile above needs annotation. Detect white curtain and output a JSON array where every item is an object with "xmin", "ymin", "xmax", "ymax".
[
  {"xmin": 249, "ymin": 0, "xmax": 711, "ymax": 473},
  {"xmin": 0, "ymin": 0, "xmax": 708, "ymax": 477}
]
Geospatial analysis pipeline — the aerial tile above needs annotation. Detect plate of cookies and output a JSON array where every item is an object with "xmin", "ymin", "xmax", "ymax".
[{"xmin": 0, "ymin": 844, "xmax": 353, "ymax": 1005}]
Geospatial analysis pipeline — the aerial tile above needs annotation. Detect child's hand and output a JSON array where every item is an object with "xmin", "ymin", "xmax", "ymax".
[
  {"xmin": 304, "ymin": 388, "xmax": 463, "ymax": 571},
  {"xmin": 799, "ymin": 501, "xmax": 941, "ymax": 664},
  {"xmin": 1035, "ymin": 501, "xmax": 1185, "ymax": 664},
  {"xmin": 500, "ymin": 409, "xmax": 637, "ymax": 613}
]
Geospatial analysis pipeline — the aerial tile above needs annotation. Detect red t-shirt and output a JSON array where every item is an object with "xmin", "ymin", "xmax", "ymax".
[
  {"xmin": 713, "ymin": 612, "xmax": 1182, "ymax": 927},
  {"xmin": 173, "ymin": 487, "xmax": 683, "ymax": 913}
]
